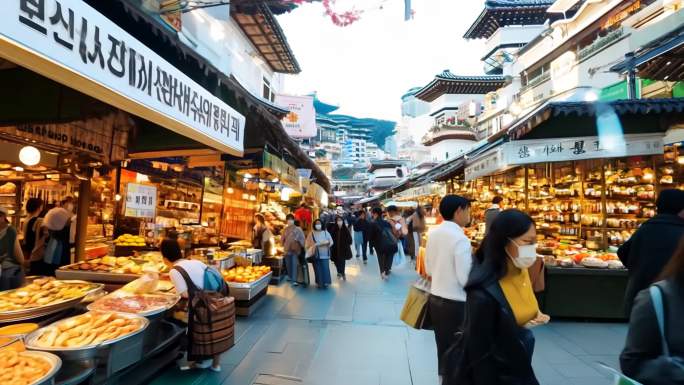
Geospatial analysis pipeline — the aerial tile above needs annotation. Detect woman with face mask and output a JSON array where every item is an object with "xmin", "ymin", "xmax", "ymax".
[
  {"xmin": 327, "ymin": 215, "xmax": 352, "ymax": 280},
  {"xmin": 305, "ymin": 219, "xmax": 334, "ymax": 288},
  {"xmin": 445, "ymin": 209, "xmax": 549, "ymax": 385}
]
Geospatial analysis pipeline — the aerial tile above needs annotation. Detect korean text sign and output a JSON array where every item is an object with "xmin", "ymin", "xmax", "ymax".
[
  {"xmin": 503, "ymin": 133, "xmax": 664, "ymax": 165},
  {"xmin": 125, "ymin": 183, "xmax": 157, "ymax": 218},
  {"xmin": 2, "ymin": 0, "xmax": 245, "ymax": 154}
]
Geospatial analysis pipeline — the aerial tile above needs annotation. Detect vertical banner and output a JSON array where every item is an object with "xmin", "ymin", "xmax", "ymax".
[{"xmin": 274, "ymin": 94, "xmax": 317, "ymax": 138}]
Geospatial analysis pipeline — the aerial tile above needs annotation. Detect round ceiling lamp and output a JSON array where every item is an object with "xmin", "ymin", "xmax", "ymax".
[{"xmin": 19, "ymin": 146, "xmax": 41, "ymax": 166}]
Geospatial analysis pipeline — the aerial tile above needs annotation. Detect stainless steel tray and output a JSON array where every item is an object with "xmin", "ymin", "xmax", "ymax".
[
  {"xmin": 228, "ymin": 271, "xmax": 272, "ymax": 301},
  {"xmin": 0, "ymin": 281, "xmax": 103, "ymax": 323},
  {"xmin": 25, "ymin": 311, "xmax": 149, "ymax": 360},
  {"xmin": 87, "ymin": 293, "xmax": 180, "ymax": 318},
  {"xmin": 56, "ymin": 268, "xmax": 141, "ymax": 283},
  {"xmin": 22, "ymin": 351, "xmax": 62, "ymax": 385}
]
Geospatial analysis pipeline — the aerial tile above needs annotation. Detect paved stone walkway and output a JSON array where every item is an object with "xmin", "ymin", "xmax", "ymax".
[{"xmin": 151, "ymin": 254, "xmax": 628, "ymax": 385}]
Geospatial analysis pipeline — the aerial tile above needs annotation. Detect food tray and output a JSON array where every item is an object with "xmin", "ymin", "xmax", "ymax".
[
  {"xmin": 87, "ymin": 293, "xmax": 180, "ymax": 317},
  {"xmin": 25, "ymin": 312, "xmax": 149, "ymax": 360},
  {"xmin": 228, "ymin": 271, "xmax": 272, "ymax": 301},
  {"xmin": 0, "ymin": 281, "xmax": 104, "ymax": 323},
  {"xmin": 56, "ymin": 268, "xmax": 141, "ymax": 284},
  {"xmin": 21, "ymin": 351, "xmax": 62, "ymax": 385}
]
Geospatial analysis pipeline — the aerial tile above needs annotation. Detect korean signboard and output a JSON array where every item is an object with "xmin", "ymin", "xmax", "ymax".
[
  {"xmin": 503, "ymin": 133, "xmax": 664, "ymax": 165},
  {"xmin": 124, "ymin": 183, "xmax": 157, "ymax": 218},
  {"xmin": 465, "ymin": 148, "xmax": 506, "ymax": 181},
  {"xmin": 274, "ymin": 94, "xmax": 317, "ymax": 138},
  {"xmin": 1, "ymin": 0, "xmax": 245, "ymax": 155}
]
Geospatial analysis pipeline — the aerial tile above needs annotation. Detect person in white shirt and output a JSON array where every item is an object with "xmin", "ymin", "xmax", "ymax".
[{"xmin": 424, "ymin": 195, "xmax": 473, "ymax": 379}]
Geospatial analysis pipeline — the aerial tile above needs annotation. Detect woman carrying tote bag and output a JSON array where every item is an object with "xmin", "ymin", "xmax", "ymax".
[{"xmin": 305, "ymin": 219, "xmax": 333, "ymax": 289}]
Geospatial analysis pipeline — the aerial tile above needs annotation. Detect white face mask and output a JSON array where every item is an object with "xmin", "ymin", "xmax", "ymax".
[
  {"xmin": 507, "ymin": 238, "xmax": 537, "ymax": 269},
  {"xmin": 287, "ymin": 219, "xmax": 295, "ymax": 226},
  {"xmin": 315, "ymin": 224, "xmax": 322, "ymax": 231}
]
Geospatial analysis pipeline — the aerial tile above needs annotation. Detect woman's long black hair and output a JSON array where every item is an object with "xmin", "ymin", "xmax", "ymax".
[{"xmin": 466, "ymin": 209, "xmax": 535, "ymax": 290}]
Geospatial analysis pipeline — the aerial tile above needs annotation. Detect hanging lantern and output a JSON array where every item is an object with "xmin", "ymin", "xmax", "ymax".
[{"xmin": 19, "ymin": 146, "xmax": 41, "ymax": 166}]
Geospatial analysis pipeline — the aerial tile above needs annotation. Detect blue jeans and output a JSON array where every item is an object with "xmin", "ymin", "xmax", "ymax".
[
  {"xmin": 284, "ymin": 251, "xmax": 299, "ymax": 282},
  {"xmin": 353, "ymin": 231, "xmax": 367, "ymax": 260},
  {"xmin": 312, "ymin": 258, "xmax": 332, "ymax": 286}
]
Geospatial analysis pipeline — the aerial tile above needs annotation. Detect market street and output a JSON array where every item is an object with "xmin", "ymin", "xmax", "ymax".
[{"xmin": 151, "ymin": 255, "xmax": 628, "ymax": 385}]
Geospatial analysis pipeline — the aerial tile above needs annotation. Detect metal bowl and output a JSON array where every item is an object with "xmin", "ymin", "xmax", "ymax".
[
  {"xmin": 20, "ymin": 351, "xmax": 62, "ymax": 385},
  {"xmin": 25, "ymin": 312, "xmax": 149, "ymax": 360},
  {"xmin": 0, "ymin": 281, "xmax": 104, "ymax": 323}
]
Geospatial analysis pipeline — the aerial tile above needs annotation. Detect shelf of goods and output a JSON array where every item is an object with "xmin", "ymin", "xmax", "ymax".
[
  {"xmin": 460, "ymin": 154, "xmax": 684, "ymax": 319},
  {"xmin": 0, "ymin": 275, "xmax": 188, "ymax": 385}
]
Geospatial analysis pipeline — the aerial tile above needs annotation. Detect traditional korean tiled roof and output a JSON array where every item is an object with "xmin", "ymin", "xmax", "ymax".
[
  {"xmin": 414, "ymin": 70, "xmax": 506, "ymax": 102},
  {"xmin": 508, "ymin": 98, "xmax": 684, "ymax": 139},
  {"xmin": 464, "ymin": 0, "xmax": 557, "ymax": 40},
  {"xmin": 232, "ymin": 3, "xmax": 301, "ymax": 74}
]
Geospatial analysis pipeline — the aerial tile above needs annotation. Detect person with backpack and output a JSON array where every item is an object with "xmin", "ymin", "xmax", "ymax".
[
  {"xmin": 282, "ymin": 214, "xmax": 306, "ymax": 286},
  {"xmin": 386, "ymin": 205, "xmax": 409, "ymax": 269},
  {"xmin": 167, "ymin": 248, "xmax": 234, "ymax": 372},
  {"xmin": 305, "ymin": 219, "xmax": 334, "ymax": 288},
  {"xmin": 368, "ymin": 207, "xmax": 397, "ymax": 280},
  {"xmin": 620, "ymin": 236, "xmax": 684, "ymax": 384},
  {"xmin": 445, "ymin": 209, "xmax": 549, "ymax": 385}
]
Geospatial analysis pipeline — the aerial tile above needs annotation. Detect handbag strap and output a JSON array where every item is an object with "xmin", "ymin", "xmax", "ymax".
[{"xmin": 649, "ymin": 285, "xmax": 670, "ymax": 357}]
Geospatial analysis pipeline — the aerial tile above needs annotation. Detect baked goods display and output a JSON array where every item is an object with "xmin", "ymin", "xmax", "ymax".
[
  {"xmin": 88, "ymin": 293, "xmax": 179, "ymax": 315},
  {"xmin": 61, "ymin": 255, "xmax": 169, "ymax": 275},
  {"xmin": 222, "ymin": 265, "xmax": 271, "ymax": 283},
  {"xmin": 114, "ymin": 234, "xmax": 147, "ymax": 247},
  {"xmin": 29, "ymin": 311, "xmax": 146, "ymax": 349},
  {"xmin": 0, "ymin": 349, "xmax": 56, "ymax": 385},
  {"xmin": 0, "ymin": 278, "xmax": 100, "ymax": 312}
]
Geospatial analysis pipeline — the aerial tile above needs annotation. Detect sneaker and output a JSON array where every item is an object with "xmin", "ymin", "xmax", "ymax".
[
  {"xmin": 210, "ymin": 365, "xmax": 221, "ymax": 372},
  {"xmin": 380, "ymin": 272, "xmax": 386, "ymax": 280},
  {"xmin": 342, "ymin": 275, "xmax": 347, "ymax": 281},
  {"xmin": 195, "ymin": 360, "xmax": 212, "ymax": 369},
  {"xmin": 293, "ymin": 282, "xmax": 299, "ymax": 286}
]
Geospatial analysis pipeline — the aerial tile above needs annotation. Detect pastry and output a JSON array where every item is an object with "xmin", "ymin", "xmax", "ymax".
[{"xmin": 32, "ymin": 312, "xmax": 144, "ymax": 348}]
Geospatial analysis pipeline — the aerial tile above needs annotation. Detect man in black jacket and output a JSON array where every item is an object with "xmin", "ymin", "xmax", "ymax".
[{"xmin": 618, "ymin": 189, "xmax": 684, "ymax": 315}]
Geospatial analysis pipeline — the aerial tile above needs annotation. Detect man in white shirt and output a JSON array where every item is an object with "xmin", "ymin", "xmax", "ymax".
[{"xmin": 424, "ymin": 195, "xmax": 473, "ymax": 379}]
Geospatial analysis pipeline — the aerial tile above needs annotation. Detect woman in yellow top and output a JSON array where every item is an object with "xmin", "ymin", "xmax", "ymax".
[{"xmin": 443, "ymin": 209, "xmax": 549, "ymax": 385}]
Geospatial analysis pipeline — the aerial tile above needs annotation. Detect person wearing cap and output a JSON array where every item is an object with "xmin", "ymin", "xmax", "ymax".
[
  {"xmin": 0, "ymin": 207, "xmax": 25, "ymax": 290},
  {"xmin": 424, "ymin": 195, "xmax": 473, "ymax": 379},
  {"xmin": 618, "ymin": 188, "xmax": 684, "ymax": 315}
]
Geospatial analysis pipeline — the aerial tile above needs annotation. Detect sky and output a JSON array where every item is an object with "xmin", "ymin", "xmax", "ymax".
[{"xmin": 277, "ymin": 0, "xmax": 488, "ymax": 122}]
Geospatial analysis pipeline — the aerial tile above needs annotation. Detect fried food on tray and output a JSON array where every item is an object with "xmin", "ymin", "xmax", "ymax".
[
  {"xmin": 0, "ymin": 278, "xmax": 98, "ymax": 312},
  {"xmin": 0, "ymin": 350, "xmax": 52, "ymax": 385},
  {"xmin": 33, "ymin": 312, "xmax": 144, "ymax": 348},
  {"xmin": 62, "ymin": 255, "xmax": 169, "ymax": 275}
]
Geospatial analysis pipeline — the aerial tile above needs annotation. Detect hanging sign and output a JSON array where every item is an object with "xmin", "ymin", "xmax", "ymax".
[
  {"xmin": 503, "ymin": 133, "xmax": 664, "ymax": 165},
  {"xmin": 465, "ymin": 148, "xmax": 505, "ymax": 181},
  {"xmin": 124, "ymin": 183, "xmax": 157, "ymax": 218},
  {"xmin": 274, "ymin": 94, "xmax": 317, "ymax": 138},
  {"xmin": 0, "ymin": 0, "xmax": 245, "ymax": 155}
]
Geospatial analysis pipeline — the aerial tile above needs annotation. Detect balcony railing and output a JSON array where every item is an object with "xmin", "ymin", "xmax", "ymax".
[{"xmin": 578, "ymin": 27, "xmax": 625, "ymax": 61}]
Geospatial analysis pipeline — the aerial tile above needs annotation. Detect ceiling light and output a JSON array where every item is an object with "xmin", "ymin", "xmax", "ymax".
[
  {"xmin": 19, "ymin": 146, "xmax": 41, "ymax": 166},
  {"xmin": 227, "ymin": 187, "xmax": 234, "ymax": 194}
]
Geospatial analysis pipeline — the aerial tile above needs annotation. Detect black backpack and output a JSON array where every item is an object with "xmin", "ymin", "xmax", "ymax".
[{"xmin": 377, "ymin": 222, "xmax": 399, "ymax": 255}]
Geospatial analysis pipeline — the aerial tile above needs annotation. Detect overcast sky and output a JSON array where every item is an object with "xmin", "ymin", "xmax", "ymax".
[{"xmin": 277, "ymin": 0, "xmax": 488, "ymax": 122}]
